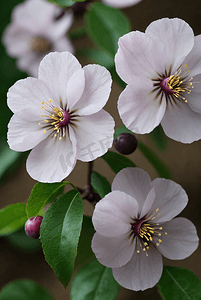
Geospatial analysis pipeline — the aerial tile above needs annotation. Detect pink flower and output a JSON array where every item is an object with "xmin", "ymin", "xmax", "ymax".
[
  {"xmin": 92, "ymin": 167, "xmax": 199, "ymax": 291},
  {"xmin": 115, "ymin": 18, "xmax": 201, "ymax": 143},
  {"xmin": 7, "ymin": 51, "xmax": 114, "ymax": 183},
  {"xmin": 102, "ymin": 0, "xmax": 141, "ymax": 8},
  {"xmin": 2, "ymin": 0, "xmax": 74, "ymax": 77}
]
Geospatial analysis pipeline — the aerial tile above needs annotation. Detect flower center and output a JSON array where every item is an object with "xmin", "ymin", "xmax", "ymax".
[
  {"xmin": 38, "ymin": 99, "xmax": 75, "ymax": 140},
  {"xmin": 130, "ymin": 208, "xmax": 167, "ymax": 256},
  {"xmin": 30, "ymin": 36, "xmax": 52, "ymax": 54},
  {"xmin": 152, "ymin": 64, "xmax": 194, "ymax": 105}
]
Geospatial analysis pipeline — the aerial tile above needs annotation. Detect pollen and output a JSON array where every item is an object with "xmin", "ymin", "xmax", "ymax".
[{"xmin": 38, "ymin": 99, "xmax": 72, "ymax": 140}]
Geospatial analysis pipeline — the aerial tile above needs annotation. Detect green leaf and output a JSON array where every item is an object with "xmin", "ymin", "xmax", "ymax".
[
  {"xmin": 149, "ymin": 125, "xmax": 168, "ymax": 152},
  {"xmin": 75, "ymin": 216, "xmax": 95, "ymax": 266},
  {"xmin": 91, "ymin": 171, "xmax": 111, "ymax": 198},
  {"xmin": 40, "ymin": 190, "xmax": 83, "ymax": 288},
  {"xmin": 0, "ymin": 279, "xmax": 54, "ymax": 300},
  {"xmin": 85, "ymin": 3, "xmax": 131, "ymax": 57},
  {"xmin": 102, "ymin": 151, "xmax": 136, "ymax": 174},
  {"xmin": 26, "ymin": 181, "xmax": 72, "ymax": 218},
  {"xmin": 158, "ymin": 266, "xmax": 201, "ymax": 300},
  {"xmin": 6, "ymin": 227, "xmax": 41, "ymax": 254},
  {"xmin": 46, "ymin": 0, "xmax": 75, "ymax": 6},
  {"xmin": 138, "ymin": 141, "xmax": 173, "ymax": 179},
  {"xmin": 77, "ymin": 48, "xmax": 114, "ymax": 70},
  {"xmin": 0, "ymin": 203, "xmax": 27, "ymax": 236},
  {"xmin": 71, "ymin": 258, "xmax": 120, "ymax": 300},
  {"xmin": 114, "ymin": 125, "xmax": 133, "ymax": 139}
]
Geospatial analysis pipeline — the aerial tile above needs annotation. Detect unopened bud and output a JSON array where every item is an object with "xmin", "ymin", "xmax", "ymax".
[{"xmin": 25, "ymin": 216, "xmax": 43, "ymax": 239}]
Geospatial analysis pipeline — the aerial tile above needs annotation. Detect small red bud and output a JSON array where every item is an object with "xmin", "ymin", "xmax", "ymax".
[{"xmin": 25, "ymin": 216, "xmax": 43, "ymax": 239}]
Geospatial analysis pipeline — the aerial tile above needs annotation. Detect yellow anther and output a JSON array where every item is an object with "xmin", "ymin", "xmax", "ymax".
[
  {"xmin": 156, "ymin": 243, "xmax": 160, "ymax": 246},
  {"xmin": 158, "ymin": 233, "xmax": 161, "ymax": 236},
  {"xmin": 50, "ymin": 99, "xmax": 53, "ymax": 103},
  {"xmin": 45, "ymin": 120, "xmax": 49, "ymax": 123},
  {"xmin": 42, "ymin": 107, "xmax": 44, "ymax": 110},
  {"xmin": 38, "ymin": 123, "xmax": 41, "ymax": 125},
  {"xmin": 59, "ymin": 137, "xmax": 62, "ymax": 140},
  {"xmin": 159, "ymin": 239, "xmax": 162, "ymax": 243},
  {"xmin": 143, "ymin": 248, "xmax": 146, "ymax": 251},
  {"xmin": 185, "ymin": 64, "xmax": 188, "ymax": 67},
  {"xmin": 43, "ymin": 130, "xmax": 46, "ymax": 133},
  {"xmin": 165, "ymin": 232, "xmax": 168, "ymax": 235},
  {"xmin": 41, "ymin": 115, "xmax": 43, "ymax": 117},
  {"xmin": 137, "ymin": 250, "xmax": 140, "ymax": 253}
]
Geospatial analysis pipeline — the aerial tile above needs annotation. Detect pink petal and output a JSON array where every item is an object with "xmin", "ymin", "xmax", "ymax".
[
  {"xmin": 112, "ymin": 243, "xmax": 163, "ymax": 291},
  {"xmin": 184, "ymin": 35, "xmax": 201, "ymax": 77},
  {"xmin": 102, "ymin": 0, "xmax": 141, "ymax": 8},
  {"xmin": 72, "ymin": 65, "xmax": 112, "ymax": 115},
  {"xmin": 112, "ymin": 167, "xmax": 152, "ymax": 212},
  {"xmin": 145, "ymin": 18, "xmax": 194, "ymax": 72},
  {"xmin": 92, "ymin": 190, "xmax": 139, "ymax": 237},
  {"xmin": 7, "ymin": 77, "xmax": 53, "ymax": 115},
  {"xmin": 115, "ymin": 31, "xmax": 166, "ymax": 85},
  {"xmin": 118, "ymin": 82, "xmax": 166, "ymax": 134},
  {"xmin": 161, "ymin": 100, "xmax": 201, "ymax": 143},
  {"xmin": 26, "ymin": 126, "xmax": 77, "ymax": 183},
  {"xmin": 8, "ymin": 114, "xmax": 45, "ymax": 152},
  {"xmin": 92, "ymin": 232, "xmax": 136, "ymax": 268},
  {"xmin": 149, "ymin": 178, "xmax": 188, "ymax": 223},
  {"xmin": 158, "ymin": 218, "xmax": 199, "ymax": 260},
  {"xmin": 73, "ymin": 110, "xmax": 114, "ymax": 162},
  {"xmin": 38, "ymin": 52, "xmax": 82, "ymax": 108}
]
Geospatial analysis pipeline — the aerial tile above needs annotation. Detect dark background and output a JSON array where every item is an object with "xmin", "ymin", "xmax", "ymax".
[{"xmin": 0, "ymin": 0, "xmax": 201, "ymax": 299}]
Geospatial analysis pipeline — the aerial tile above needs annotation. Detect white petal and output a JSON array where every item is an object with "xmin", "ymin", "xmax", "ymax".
[
  {"xmin": 12, "ymin": 0, "xmax": 57, "ymax": 32},
  {"xmin": 158, "ymin": 218, "xmax": 199, "ymax": 260},
  {"xmin": 145, "ymin": 18, "xmax": 194, "ymax": 72},
  {"xmin": 26, "ymin": 126, "xmax": 77, "ymax": 182},
  {"xmin": 92, "ymin": 190, "xmax": 139, "ymax": 237},
  {"xmin": 46, "ymin": 11, "xmax": 73, "ymax": 40},
  {"xmin": 118, "ymin": 82, "xmax": 166, "ymax": 134},
  {"xmin": 112, "ymin": 167, "xmax": 152, "ymax": 212},
  {"xmin": 139, "ymin": 187, "xmax": 155, "ymax": 219},
  {"xmin": 66, "ymin": 69, "xmax": 85, "ymax": 110},
  {"xmin": 102, "ymin": 0, "xmax": 141, "ymax": 8},
  {"xmin": 112, "ymin": 243, "xmax": 163, "ymax": 291},
  {"xmin": 115, "ymin": 31, "xmax": 166, "ymax": 84},
  {"xmin": 182, "ymin": 35, "xmax": 201, "ymax": 77},
  {"xmin": 2, "ymin": 24, "xmax": 31, "ymax": 57},
  {"xmin": 17, "ymin": 52, "xmax": 41, "ymax": 77},
  {"xmin": 161, "ymin": 100, "xmax": 201, "ymax": 143},
  {"xmin": 92, "ymin": 232, "xmax": 136, "ymax": 268},
  {"xmin": 72, "ymin": 65, "xmax": 112, "ymax": 115},
  {"xmin": 150, "ymin": 178, "xmax": 188, "ymax": 223},
  {"xmin": 74, "ymin": 110, "xmax": 114, "ymax": 162},
  {"xmin": 53, "ymin": 36, "xmax": 74, "ymax": 54},
  {"xmin": 38, "ymin": 52, "xmax": 82, "ymax": 108},
  {"xmin": 7, "ymin": 77, "xmax": 53, "ymax": 115},
  {"xmin": 8, "ymin": 114, "xmax": 45, "ymax": 152},
  {"xmin": 186, "ymin": 73, "xmax": 201, "ymax": 113}
]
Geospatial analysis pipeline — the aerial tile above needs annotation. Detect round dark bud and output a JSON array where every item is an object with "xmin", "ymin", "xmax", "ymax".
[
  {"xmin": 114, "ymin": 133, "xmax": 138, "ymax": 155},
  {"xmin": 71, "ymin": 1, "xmax": 91, "ymax": 14},
  {"xmin": 25, "ymin": 216, "xmax": 43, "ymax": 239}
]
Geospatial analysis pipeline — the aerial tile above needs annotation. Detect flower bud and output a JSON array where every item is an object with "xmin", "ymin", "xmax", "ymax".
[
  {"xmin": 114, "ymin": 133, "xmax": 138, "ymax": 155},
  {"xmin": 25, "ymin": 216, "xmax": 43, "ymax": 239}
]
